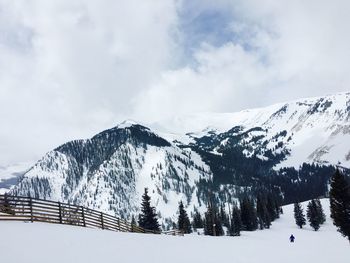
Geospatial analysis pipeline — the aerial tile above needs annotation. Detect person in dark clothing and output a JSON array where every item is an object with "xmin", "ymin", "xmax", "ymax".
[{"xmin": 289, "ymin": 234, "xmax": 295, "ymax": 242}]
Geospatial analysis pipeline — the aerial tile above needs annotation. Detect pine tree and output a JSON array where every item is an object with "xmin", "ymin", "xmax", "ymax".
[
  {"xmin": 314, "ymin": 198, "xmax": 326, "ymax": 224},
  {"xmin": 214, "ymin": 212, "xmax": 224, "ymax": 236},
  {"xmin": 229, "ymin": 205, "xmax": 242, "ymax": 236},
  {"xmin": 138, "ymin": 188, "xmax": 160, "ymax": 232},
  {"xmin": 293, "ymin": 202, "xmax": 306, "ymax": 228},
  {"xmin": 240, "ymin": 197, "xmax": 258, "ymax": 231},
  {"xmin": 192, "ymin": 210, "xmax": 204, "ymax": 229},
  {"xmin": 307, "ymin": 200, "xmax": 321, "ymax": 231},
  {"xmin": 204, "ymin": 203, "xmax": 214, "ymax": 236},
  {"xmin": 177, "ymin": 201, "xmax": 192, "ymax": 234},
  {"xmin": 266, "ymin": 194, "xmax": 279, "ymax": 221},
  {"xmin": 275, "ymin": 202, "xmax": 281, "ymax": 219},
  {"xmin": 256, "ymin": 195, "xmax": 271, "ymax": 229},
  {"xmin": 329, "ymin": 169, "xmax": 350, "ymax": 241},
  {"xmin": 204, "ymin": 201, "xmax": 224, "ymax": 236}
]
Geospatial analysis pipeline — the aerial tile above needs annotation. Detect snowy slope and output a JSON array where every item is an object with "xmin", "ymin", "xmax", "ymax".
[
  {"xmin": 0, "ymin": 199, "xmax": 348, "ymax": 263},
  {"xmin": 158, "ymin": 92, "xmax": 350, "ymax": 168},
  {"xmin": 10, "ymin": 123, "xmax": 212, "ymax": 227}
]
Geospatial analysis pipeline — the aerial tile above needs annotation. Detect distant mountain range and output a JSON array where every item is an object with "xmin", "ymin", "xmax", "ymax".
[{"xmin": 9, "ymin": 92, "xmax": 350, "ymax": 228}]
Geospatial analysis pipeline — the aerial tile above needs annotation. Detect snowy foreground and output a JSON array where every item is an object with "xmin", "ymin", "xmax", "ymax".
[{"xmin": 1, "ymin": 199, "xmax": 349, "ymax": 263}]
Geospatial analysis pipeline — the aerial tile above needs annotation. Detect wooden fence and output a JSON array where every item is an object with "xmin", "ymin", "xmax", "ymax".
[{"xmin": 0, "ymin": 195, "xmax": 183, "ymax": 236}]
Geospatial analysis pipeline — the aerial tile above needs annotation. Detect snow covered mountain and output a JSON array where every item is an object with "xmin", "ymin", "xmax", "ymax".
[
  {"xmin": 11, "ymin": 122, "xmax": 212, "ymax": 228},
  {"xmin": 9, "ymin": 92, "xmax": 350, "ymax": 226},
  {"xmin": 161, "ymin": 92, "xmax": 350, "ymax": 169}
]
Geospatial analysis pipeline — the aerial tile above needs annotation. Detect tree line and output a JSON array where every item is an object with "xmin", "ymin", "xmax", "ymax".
[
  {"xmin": 135, "ymin": 188, "xmax": 282, "ymax": 236},
  {"xmin": 199, "ymin": 191, "xmax": 282, "ymax": 236},
  {"xmin": 135, "ymin": 169, "xmax": 350, "ymax": 242}
]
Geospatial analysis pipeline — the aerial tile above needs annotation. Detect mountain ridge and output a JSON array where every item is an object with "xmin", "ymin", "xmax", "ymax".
[
  {"xmin": 8, "ymin": 92, "xmax": 350, "ymax": 228},
  {"xmin": 163, "ymin": 91, "xmax": 350, "ymax": 169}
]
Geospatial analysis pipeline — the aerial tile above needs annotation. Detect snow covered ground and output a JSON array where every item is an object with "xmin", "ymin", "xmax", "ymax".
[{"xmin": 0, "ymin": 199, "xmax": 348, "ymax": 263}]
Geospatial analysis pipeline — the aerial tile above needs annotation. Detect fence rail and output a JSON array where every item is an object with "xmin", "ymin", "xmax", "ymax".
[{"xmin": 0, "ymin": 195, "xmax": 183, "ymax": 236}]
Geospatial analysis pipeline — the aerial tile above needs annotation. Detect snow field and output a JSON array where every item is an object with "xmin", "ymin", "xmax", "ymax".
[{"xmin": 0, "ymin": 199, "xmax": 349, "ymax": 263}]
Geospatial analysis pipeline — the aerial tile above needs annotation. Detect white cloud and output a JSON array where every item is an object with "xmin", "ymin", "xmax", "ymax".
[
  {"xmin": 133, "ymin": 43, "xmax": 271, "ymax": 123},
  {"xmin": 132, "ymin": 0, "xmax": 350, "ymax": 122},
  {"xmin": 0, "ymin": 0, "xmax": 179, "ymax": 163},
  {"xmin": 1, "ymin": 0, "xmax": 350, "ymax": 164}
]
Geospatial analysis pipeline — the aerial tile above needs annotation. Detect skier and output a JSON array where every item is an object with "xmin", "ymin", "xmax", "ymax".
[{"xmin": 289, "ymin": 234, "xmax": 295, "ymax": 243}]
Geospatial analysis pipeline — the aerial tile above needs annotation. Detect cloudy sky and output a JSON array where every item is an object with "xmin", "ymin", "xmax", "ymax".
[{"xmin": 1, "ymin": 0, "xmax": 350, "ymax": 164}]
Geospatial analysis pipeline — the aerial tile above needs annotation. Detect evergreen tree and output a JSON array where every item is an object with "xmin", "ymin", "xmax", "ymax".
[
  {"xmin": 204, "ymin": 201, "xmax": 224, "ymax": 236},
  {"xmin": 275, "ymin": 201, "xmax": 281, "ymax": 219},
  {"xmin": 214, "ymin": 213, "xmax": 224, "ymax": 236},
  {"xmin": 329, "ymin": 169, "xmax": 350, "ymax": 241},
  {"xmin": 256, "ymin": 195, "xmax": 271, "ymax": 229},
  {"xmin": 192, "ymin": 210, "xmax": 204, "ymax": 229},
  {"xmin": 314, "ymin": 198, "xmax": 326, "ymax": 224},
  {"xmin": 204, "ymin": 203, "xmax": 215, "ymax": 236},
  {"xmin": 229, "ymin": 205, "xmax": 242, "ymax": 236},
  {"xmin": 266, "ymin": 194, "xmax": 279, "ymax": 220},
  {"xmin": 240, "ymin": 197, "xmax": 258, "ymax": 231},
  {"xmin": 177, "ymin": 201, "xmax": 192, "ymax": 234},
  {"xmin": 306, "ymin": 199, "xmax": 321, "ymax": 231},
  {"xmin": 293, "ymin": 202, "xmax": 306, "ymax": 228},
  {"xmin": 138, "ymin": 188, "xmax": 160, "ymax": 232}
]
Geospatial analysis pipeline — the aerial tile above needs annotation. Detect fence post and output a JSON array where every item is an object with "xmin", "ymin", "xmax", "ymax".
[
  {"xmin": 81, "ymin": 206, "xmax": 86, "ymax": 227},
  {"xmin": 101, "ymin": 212, "xmax": 104, "ymax": 230},
  {"xmin": 58, "ymin": 202, "xmax": 62, "ymax": 224},
  {"xmin": 117, "ymin": 218, "xmax": 120, "ymax": 231},
  {"xmin": 29, "ymin": 197, "xmax": 33, "ymax": 223}
]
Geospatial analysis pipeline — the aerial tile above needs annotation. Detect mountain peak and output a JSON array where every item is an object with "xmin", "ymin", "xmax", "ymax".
[{"xmin": 117, "ymin": 119, "xmax": 142, "ymax": 129}]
